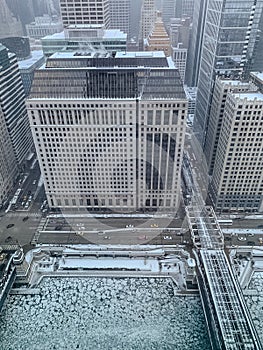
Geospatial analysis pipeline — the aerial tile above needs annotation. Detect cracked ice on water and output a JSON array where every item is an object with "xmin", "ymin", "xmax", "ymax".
[
  {"xmin": 245, "ymin": 272, "xmax": 263, "ymax": 344},
  {"xmin": 0, "ymin": 277, "xmax": 211, "ymax": 350}
]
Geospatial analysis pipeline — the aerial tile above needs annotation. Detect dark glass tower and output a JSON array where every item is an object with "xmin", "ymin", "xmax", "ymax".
[{"xmin": 194, "ymin": 0, "xmax": 263, "ymax": 146}]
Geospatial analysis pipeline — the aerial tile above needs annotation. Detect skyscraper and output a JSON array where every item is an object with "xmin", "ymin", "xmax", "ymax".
[
  {"xmin": 109, "ymin": 0, "xmax": 130, "ymax": 37},
  {"xmin": 204, "ymin": 77, "xmax": 257, "ymax": 174},
  {"xmin": 181, "ymin": 0, "xmax": 194, "ymax": 18},
  {"xmin": 59, "ymin": 0, "xmax": 110, "ymax": 28},
  {"xmin": 185, "ymin": 0, "xmax": 208, "ymax": 87},
  {"xmin": 194, "ymin": 0, "xmax": 263, "ymax": 146},
  {"xmin": 209, "ymin": 87, "xmax": 263, "ymax": 212},
  {"xmin": 0, "ymin": 0, "xmax": 24, "ymax": 38},
  {"xmin": 27, "ymin": 51, "xmax": 187, "ymax": 211},
  {"xmin": 145, "ymin": 11, "xmax": 171, "ymax": 56},
  {"xmin": 170, "ymin": 17, "xmax": 191, "ymax": 81},
  {"xmin": 140, "ymin": 0, "xmax": 156, "ymax": 41},
  {"xmin": 0, "ymin": 107, "xmax": 19, "ymax": 207},
  {"xmin": 0, "ymin": 44, "xmax": 32, "ymax": 167},
  {"xmin": 161, "ymin": 0, "xmax": 176, "ymax": 29}
]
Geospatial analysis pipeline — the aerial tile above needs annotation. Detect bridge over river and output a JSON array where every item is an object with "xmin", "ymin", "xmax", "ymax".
[{"xmin": 187, "ymin": 204, "xmax": 262, "ymax": 350}]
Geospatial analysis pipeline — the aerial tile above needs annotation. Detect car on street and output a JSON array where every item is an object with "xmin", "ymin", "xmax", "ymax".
[
  {"xmin": 163, "ymin": 235, "xmax": 172, "ymax": 240},
  {"xmin": 237, "ymin": 236, "xmax": 246, "ymax": 241},
  {"xmin": 6, "ymin": 224, "xmax": 15, "ymax": 229},
  {"xmin": 138, "ymin": 235, "xmax": 148, "ymax": 240},
  {"xmin": 22, "ymin": 216, "xmax": 29, "ymax": 222}
]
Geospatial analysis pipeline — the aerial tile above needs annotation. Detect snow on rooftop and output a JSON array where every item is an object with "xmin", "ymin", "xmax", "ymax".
[
  {"xmin": 59, "ymin": 257, "xmax": 159, "ymax": 272},
  {"xmin": 42, "ymin": 31, "xmax": 65, "ymax": 40},
  {"xmin": 115, "ymin": 51, "xmax": 166, "ymax": 58},
  {"xmin": 43, "ymin": 29, "xmax": 126, "ymax": 40},
  {"xmin": 220, "ymin": 79, "xmax": 251, "ymax": 86},
  {"xmin": 233, "ymin": 92, "xmax": 263, "ymax": 101},
  {"xmin": 103, "ymin": 29, "xmax": 127, "ymax": 39},
  {"xmin": 251, "ymin": 71, "xmax": 263, "ymax": 82},
  {"xmin": 18, "ymin": 50, "xmax": 44, "ymax": 69}
]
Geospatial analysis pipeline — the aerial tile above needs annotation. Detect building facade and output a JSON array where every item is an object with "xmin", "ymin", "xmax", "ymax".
[
  {"xmin": 0, "ymin": 107, "xmax": 19, "ymax": 207},
  {"xmin": 185, "ymin": 0, "xmax": 208, "ymax": 87},
  {"xmin": 41, "ymin": 28, "xmax": 127, "ymax": 57},
  {"xmin": 204, "ymin": 78, "xmax": 257, "ymax": 175},
  {"xmin": 59, "ymin": 0, "xmax": 110, "ymax": 28},
  {"xmin": 26, "ymin": 15, "xmax": 63, "ymax": 39},
  {"xmin": 210, "ymin": 90, "xmax": 263, "ymax": 212},
  {"xmin": 0, "ymin": 0, "xmax": 24, "ymax": 39},
  {"xmin": 195, "ymin": 0, "xmax": 263, "ymax": 146},
  {"xmin": 0, "ymin": 37, "xmax": 31, "ymax": 60},
  {"xmin": 140, "ymin": 0, "xmax": 156, "ymax": 41},
  {"xmin": 145, "ymin": 12, "xmax": 171, "ymax": 56},
  {"xmin": 170, "ymin": 17, "xmax": 191, "ymax": 81},
  {"xmin": 161, "ymin": 0, "xmax": 176, "ymax": 29},
  {"xmin": 109, "ymin": 0, "xmax": 130, "ymax": 37},
  {"xmin": 18, "ymin": 50, "xmax": 45, "ymax": 96},
  {"xmin": 0, "ymin": 44, "xmax": 33, "ymax": 167},
  {"xmin": 27, "ymin": 51, "xmax": 187, "ymax": 211}
]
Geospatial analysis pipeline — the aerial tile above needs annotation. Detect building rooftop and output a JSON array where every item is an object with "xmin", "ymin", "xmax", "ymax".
[
  {"xmin": 220, "ymin": 79, "xmax": 252, "ymax": 86},
  {"xmin": 250, "ymin": 71, "xmax": 263, "ymax": 83},
  {"xmin": 30, "ymin": 52, "xmax": 186, "ymax": 100},
  {"xmin": 116, "ymin": 51, "xmax": 165, "ymax": 58},
  {"xmin": 103, "ymin": 29, "xmax": 127, "ymax": 39},
  {"xmin": 42, "ymin": 29, "xmax": 127, "ymax": 41},
  {"xmin": 233, "ymin": 92, "xmax": 263, "ymax": 101},
  {"xmin": 49, "ymin": 51, "xmax": 109, "ymax": 60},
  {"xmin": 18, "ymin": 50, "xmax": 44, "ymax": 70}
]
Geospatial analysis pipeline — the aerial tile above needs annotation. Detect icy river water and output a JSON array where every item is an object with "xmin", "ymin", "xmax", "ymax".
[{"xmin": 0, "ymin": 277, "xmax": 211, "ymax": 350}]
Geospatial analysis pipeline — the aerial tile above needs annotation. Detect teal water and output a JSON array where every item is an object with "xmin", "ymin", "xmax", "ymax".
[{"xmin": 0, "ymin": 277, "xmax": 211, "ymax": 350}]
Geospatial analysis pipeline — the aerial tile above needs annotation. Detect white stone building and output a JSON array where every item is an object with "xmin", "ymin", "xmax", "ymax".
[
  {"xmin": 210, "ymin": 90, "xmax": 263, "ymax": 212},
  {"xmin": 59, "ymin": 0, "xmax": 110, "ymax": 28},
  {"xmin": 27, "ymin": 51, "xmax": 187, "ymax": 211}
]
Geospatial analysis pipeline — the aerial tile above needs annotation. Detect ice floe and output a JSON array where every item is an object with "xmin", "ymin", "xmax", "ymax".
[{"xmin": 0, "ymin": 277, "xmax": 210, "ymax": 350}]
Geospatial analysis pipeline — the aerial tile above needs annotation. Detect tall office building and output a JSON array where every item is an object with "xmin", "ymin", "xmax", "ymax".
[
  {"xmin": 0, "ymin": 108, "xmax": 19, "ymax": 207},
  {"xmin": 6, "ymin": 0, "xmax": 35, "ymax": 29},
  {"xmin": 162, "ymin": 0, "xmax": 194, "ymax": 28},
  {"xmin": 145, "ymin": 11, "xmax": 171, "ymax": 56},
  {"xmin": 140, "ymin": 0, "xmax": 156, "ymax": 41},
  {"xmin": 129, "ymin": 0, "xmax": 143, "ymax": 40},
  {"xmin": 27, "ymin": 51, "xmax": 187, "ymax": 211},
  {"xmin": 181, "ymin": 0, "xmax": 194, "ymax": 18},
  {"xmin": 0, "ymin": 37, "xmax": 31, "ymax": 60},
  {"xmin": 161, "ymin": 0, "xmax": 176, "ymax": 29},
  {"xmin": 209, "ymin": 88, "xmax": 263, "ymax": 212},
  {"xmin": 204, "ymin": 78, "xmax": 257, "ymax": 175},
  {"xmin": 109, "ymin": 0, "xmax": 130, "ymax": 37},
  {"xmin": 59, "ymin": 0, "xmax": 110, "ymax": 28},
  {"xmin": 185, "ymin": 0, "xmax": 208, "ymax": 87},
  {"xmin": 18, "ymin": 50, "xmax": 45, "ymax": 96},
  {"xmin": 0, "ymin": 0, "xmax": 24, "ymax": 38},
  {"xmin": 195, "ymin": 0, "xmax": 263, "ymax": 146},
  {"xmin": 0, "ymin": 44, "xmax": 33, "ymax": 167},
  {"xmin": 170, "ymin": 17, "xmax": 191, "ymax": 81}
]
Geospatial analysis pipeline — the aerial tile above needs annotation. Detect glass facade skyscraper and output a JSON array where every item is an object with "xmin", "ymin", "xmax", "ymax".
[{"xmin": 194, "ymin": 0, "xmax": 263, "ymax": 146}]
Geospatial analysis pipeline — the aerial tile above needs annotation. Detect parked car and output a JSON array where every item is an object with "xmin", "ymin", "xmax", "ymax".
[{"xmin": 6, "ymin": 224, "xmax": 14, "ymax": 229}]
